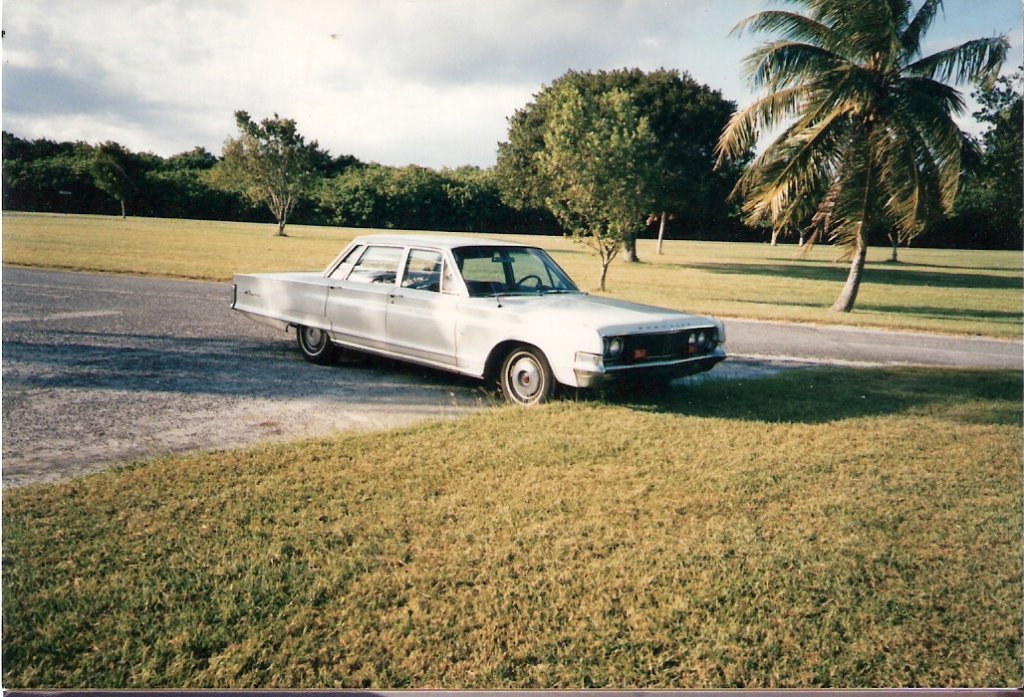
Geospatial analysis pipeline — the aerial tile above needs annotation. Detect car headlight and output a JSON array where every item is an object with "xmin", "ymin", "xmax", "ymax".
[
  {"xmin": 696, "ymin": 330, "xmax": 707, "ymax": 349},
  {"xmin": 604, "ymin": 337, "xmax": 624, "ymax": 358}
]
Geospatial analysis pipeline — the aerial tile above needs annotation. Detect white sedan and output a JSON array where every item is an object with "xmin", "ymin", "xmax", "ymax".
[{"xmin": 232, "ymin": 234, "xmax": 726, "ymax": 404}]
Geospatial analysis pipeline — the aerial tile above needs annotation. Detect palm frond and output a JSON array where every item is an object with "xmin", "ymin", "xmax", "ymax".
[
  {"xmin": 715, "ymin": 85, "xmax": 806, "ymax": 164},
  {"xmin": 795, "ymin": 61, "xmax": 884, "ymax": 121},
  {"xmin": 809, "ymin": 0, "xmax": 901, "ymax": 64},
  {"xmin": 906, "ymin": 36, "xmax": 1010, "ymax": 87},
  {"xmin": 736, "ymin": 111, "xmax": 848, "ymax": 230},
  {"xmin": 900, "ymin": 0, "xmax": 944, "ymax": 60},
  {"xmin": 802, "ymin": 172, "xmax": 847, "ymax": 252},
  {"xmin": 888, "ymin": 79, "xmax": 965, "ymax": 209},
  {"xmin": 743, "ymin": 40, "xmax": 849, "ymax": 91},
  {"xmin": 887, "ymin": 118, "xmax": 953, "ymax": 240},
  {"xmin": 769, "ymin": 156, "xmax": 839, "ymax": 236},
  {"xmin": 731, "ymin": 10, "xmax": 835, "ymax": 48},
  {"xmin": 896, "ymin": 76, "xmax": 966, "ymax": 115},
  {"xmin": 872, "ymin": 121, "xmax": 924, "ymax": 237},
  {"xmin": 796, "ymin": 0, "xmax": 864, "ymax": 27},
  {"xmin": 888, "ymin": 0, "xmax": 915, "ymax": 34},
  {"xmin": 824, "ymin": 136, "xmax": 876, "ymax": 260},
  {"xmin": 725, "ymin": 61, "xmax": 873, "ymax": 196}
]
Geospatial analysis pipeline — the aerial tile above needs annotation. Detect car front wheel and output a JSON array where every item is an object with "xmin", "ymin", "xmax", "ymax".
[
  {"xmin": 499, "ymin": 346, "xmax": 554, "ymax": 405},
  {"xmin": 296, "ymin": 325, "xmax": 337, "ymax": 365}
]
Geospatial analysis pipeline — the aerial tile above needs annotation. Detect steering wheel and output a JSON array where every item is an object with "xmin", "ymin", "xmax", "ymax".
[{"xmin": 514, "ymin": 274, "xmax": 543, "ymax": 290}]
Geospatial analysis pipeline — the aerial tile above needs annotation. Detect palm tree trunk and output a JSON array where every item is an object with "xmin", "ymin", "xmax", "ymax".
[
  {"xmin": 119, "ymin": 199, "xmax": 126, "ymax": 219},
  {"xmin": 889, "ymin": 233, "xmax": 898, "ymax": 262},
  {"xmin": 831, "ymin": 240, "xmax": 867, "ymax": 312},
  {"xmin": 656, "ymin": 212, "xmax": 667, "ymax": 255},
  {"xmin": 831, "ymin": 134, "xmax": 874, "ymax": 312}
]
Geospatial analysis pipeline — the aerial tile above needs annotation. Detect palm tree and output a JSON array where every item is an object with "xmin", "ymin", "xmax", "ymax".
[{"xmin": 717, "ymin": 0, "xmax": 1008, "ymax": 312}]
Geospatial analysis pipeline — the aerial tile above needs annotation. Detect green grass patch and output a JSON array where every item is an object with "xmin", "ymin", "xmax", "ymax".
[
  {"xmin": 4, "ymin": 367, "xmax": 1021, "ymax": 688},
  {"xmin": 3, "ymin": 212, "xmax": 1021, "ymax": 337}
]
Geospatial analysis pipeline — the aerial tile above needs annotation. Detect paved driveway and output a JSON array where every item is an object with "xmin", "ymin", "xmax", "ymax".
[{"xmin": 3, "ymin": 267, "xmax": 1019, "ymax": 486}]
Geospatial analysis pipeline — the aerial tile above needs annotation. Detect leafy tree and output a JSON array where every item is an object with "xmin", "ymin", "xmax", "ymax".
[
  {"xmin": 309, "ymin": 150, "xmax": 363, "ymax": 178},
  {"xmin": 211, "ymin": 111, "xmax": 323, "ymax": 236},
  {"xmin": 3, "ymin": 135, "xmax": 104, "ymax": 213},
  {"xmin": 974, "ymin": 69, "xmax": 1023, "ymax": 180},
  {"xmin": 931, "ymin": 69, "xmax": 1023, "ymax": 251},
  {"xmin": 91, "ymin": 141, "xmax": 138, "ymax": 218},
  {"xmin": 317, "ymin": 164, "xmax": 391, "ymax": 228},
  {"xmin": 2, "ymin": 131, "xmax": 38, "ymax": 161},
  {"xmin": 534, "ymin": 83, "xmax": 659, "ymax": 290},
  {"xmin": 498, "ymin": 68, "xmax": 742, "ymax": 261},
  {"xmin": 164, "ymin": 146, "xmax": 218, "ymax": 171},
  {"xmin": 440, "ymin": 166, "xmax": 514, "ymax": 232},
  {"xmin": 316, "ymin": 163, "xmax": 547, "ymax": 234},
  {"xmin": 955, "ymin": 69, "xmax": 1023, "ymax": 248},
  {"xmin": 717, "ymin": 0, "xmax": 1008, "ymax": 312},
  {"xmin": 316, "ymin": 164, "xmax": 442, "ymax": 230},
  {"xmin": 388, "ymin": 166, "xmax": 450, "ymax": 229}
]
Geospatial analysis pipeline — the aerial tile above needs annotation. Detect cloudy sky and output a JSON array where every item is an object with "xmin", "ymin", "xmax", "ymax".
[{"xmin": 3, "ymin": 0, "xmax": 1021, "ymax": 169}]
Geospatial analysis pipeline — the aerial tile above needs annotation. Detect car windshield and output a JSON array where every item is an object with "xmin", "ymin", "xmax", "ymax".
[{"xmin": 453, "ymin": 246, "xmax": 580, "ymax": 297}]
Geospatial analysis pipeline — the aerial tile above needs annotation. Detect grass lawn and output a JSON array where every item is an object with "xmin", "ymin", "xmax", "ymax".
[
  {"xmin": 3, "ymin": 367, "xmax": 1021, "ymax": 688},
  {"xmin": 3, "ymin": 212, "xmax": 1021, "ymax": 337}
]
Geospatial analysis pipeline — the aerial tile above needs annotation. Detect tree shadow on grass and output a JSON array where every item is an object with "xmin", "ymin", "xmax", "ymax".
[
  {"xmin": 856, "ymin": 304, "xmax": 1023, "ymax": 324},
  {"xmin": 602, "ymin": 367, "xmax": 1022, "ymax": 425},
  {"xmin": 899, "ymin": 260, "xmax": 1023, "ymax": 273},
  {"xmin": 688, "ymin": 262, "xmax": 1020, "ymax": 290}
]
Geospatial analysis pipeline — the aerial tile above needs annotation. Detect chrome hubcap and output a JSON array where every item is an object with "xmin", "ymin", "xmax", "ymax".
[
  {"xmin": 304, "ymin": 327, "xmax": 323, "ymax": 348},
  {"xmin": 509, "ymin": 355, "xmax": 541, "ymax": 399}
]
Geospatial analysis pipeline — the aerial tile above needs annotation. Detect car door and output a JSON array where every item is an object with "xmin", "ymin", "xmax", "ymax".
[
  {"xmin": 385, "ymin": 248, "xmax": 459, "ymax": 367},
  {"xmin": 325, "ymin": 244, "xmax": 403, "ymax": 349}
]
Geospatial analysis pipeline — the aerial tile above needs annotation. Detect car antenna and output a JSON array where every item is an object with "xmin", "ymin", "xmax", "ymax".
[{"xmin": 492, "ymin": 287, "xmax": 503, "ymax": 308}]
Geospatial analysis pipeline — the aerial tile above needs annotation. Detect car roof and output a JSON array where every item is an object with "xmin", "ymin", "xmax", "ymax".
[{"xmin": 351, "ymin": 233, "xmax": 530, "ymax": 250}]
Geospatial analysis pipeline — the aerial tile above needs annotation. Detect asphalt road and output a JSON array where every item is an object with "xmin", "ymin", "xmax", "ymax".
[
  {"xmin": 725, "ymin": 317, "xmax": 1022, "ymax": 370},
  {"xmin": 3, "ymin": 267, "xmax": 1020, "ymax": 486}
]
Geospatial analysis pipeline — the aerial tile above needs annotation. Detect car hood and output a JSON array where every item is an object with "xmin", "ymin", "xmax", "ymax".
[{"xmin": 494, "ymin": 293, "xmax": 716, "ymax": 334}]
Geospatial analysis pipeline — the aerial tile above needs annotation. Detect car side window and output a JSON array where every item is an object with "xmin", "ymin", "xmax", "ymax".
[
  {"xmin": 328, "ymin": 244, "xmax": 364, "ymax": 280},
  {"xmin": 440, "ymin": 259, "xmax": 459, "ymax": 295},
  {"xmin": 401, "ymin": 249, "xmax": 443, "ymax": 292},
  {"xmin": 346, "ymin": 245, "xmax": 403, "ymax": 285}
]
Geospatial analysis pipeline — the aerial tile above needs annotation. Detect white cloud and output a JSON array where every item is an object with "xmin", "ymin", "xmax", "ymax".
[{"xmin": 3, "ymin": 0, "xmax": 1020, "ymax": 167}]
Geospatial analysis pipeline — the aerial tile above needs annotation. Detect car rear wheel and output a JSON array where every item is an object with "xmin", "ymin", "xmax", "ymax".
[
  {"xmin": 296, "ymin": 325, "xmax": 336, "ymax": 365},
  {"xmin": 499, "ymin": 346, "xmax": 554, "ymax": 405}
]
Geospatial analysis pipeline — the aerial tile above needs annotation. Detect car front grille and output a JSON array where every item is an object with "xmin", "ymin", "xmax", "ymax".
[{"xmin": 611, "ymin": 327, "xmax": 718, "ymax": 365}]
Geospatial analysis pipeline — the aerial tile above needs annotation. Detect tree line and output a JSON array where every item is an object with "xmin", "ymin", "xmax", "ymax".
[
  {"xmin": 3, "ymin": 63, "xmax": 1020, "ymax": 265},
  {"xmin": 1, "ymin": 130, "xmax": 556, "ymax": 235}
]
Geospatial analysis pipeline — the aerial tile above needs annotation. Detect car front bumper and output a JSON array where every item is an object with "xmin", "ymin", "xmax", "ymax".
[{"xmin": 573, "ymin": 347, "xmax": 727, "ymax": 388}]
